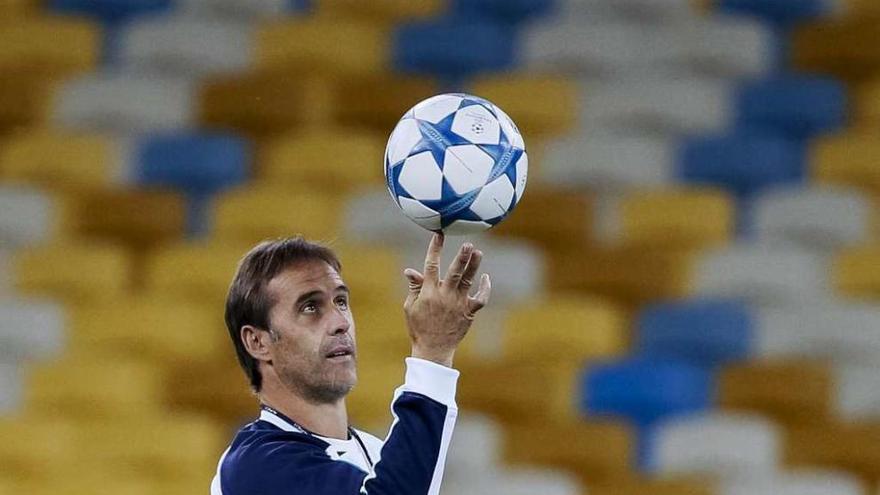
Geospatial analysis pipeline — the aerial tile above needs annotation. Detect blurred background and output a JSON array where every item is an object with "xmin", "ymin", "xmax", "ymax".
[{"xmin": 2, "ymin": 0, "xmax": 880, "ymax": 494}]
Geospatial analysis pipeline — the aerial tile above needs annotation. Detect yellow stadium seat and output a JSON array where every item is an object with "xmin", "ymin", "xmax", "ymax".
[
  {"xmin": 785, "ymin": 421, "xmax": 880, "ymax": 485},
  {"xmin": 199, "ymin": 70, "xmax": 334, "ymax": 136},
  {"xmin": 609, "ymin": 188, "xmax": 734, "ymax": 249},
  {"xmin": 0, "ymin": 419, "xmax": 77, "ymax": 480},
  {"xmin": 352, "ymin": 303, "xmax": 411, "ymax": 360},
  {"xmin": 213, "ymin": 185, "xmax": 342, "ymax": 243},
  {"xmin": 12, "ymin": 242, "xmax": 131, "ymax": 302},
  {"xmin": 346, "ymin": 356, "xmax": 405, "ymax": 432},
  {"xmin": 70, "ymin": 189, "xmax": 187, "ymax": 249},
  {"xmin": 501, "ymin": 419, "xmax": 633, "ymax": 481},
  {"xmin": 502, "ymin": 295, "xmax": 627, "ymax": 363},
  {"xmin": 856, "ymin": 79, "xmax": 880, "ymax": 127},
  {"xmin": 68, "ymin": 297, "xmax": 226, "ymax": 363},
  {"xmin": 332, "ymin": 74, "xmax": 439, "ymax": 132},
  {"xmin": 458, "ymin": 360, "xmax": 582, "ymax": 422},
  {"xmin": 0, "ymin": 18, "xmax": 99, "ymax": 76},
  {"xmin": 0, "ymin": 75, "xmax": 55, "ymax": 133},
  {"xmin": 144, "ymin": 241, "xmax": 247, "ymax": 302},
  {"xmin": 0, "ymin": 130, "xmax": 119, "ymax": 190},
  {"xmin": 0, "ymin": 0, "xmax": 38, "ymax": 17},
  {"xmin": 313, "ymin": 0, "xmax": 443, "ymax": 22},
  {"xmin": 333, "ymin": 243, "xmax": 402, "ymax": 305},
  {"xmin": 718, "ymin": 359, "xmax": 833, "ymax": 425},
  {"xmin": 490, "ymin": 187, "xmax": 594, "ymax": 249},
  {"xmin": 26, "ymin": 356, "xmax": 166, "ymax": 418},
  {"xmin": 166, "ymin": 356, "xmax": 255, "ymax": 426},
  {"xmin": 812, "ymin": 132, "xmax": 880, "ymax": 197},
  {"xmin": 842, "ymin": 0, "xmax": 880, "ymax": 17},
  {"xmin": 257, "ymin": 18, "xmax": 389, "ymax": 76},
  {"xmin": 588, "ymin": 476, "xmax": 714, "ymax": 495},
  {"xmin": 832, "ymin": 245, "xmax": 880, "ymax": 298},
  {"xmin": 792, "ymin": 19, "xmax": 880, "ymax": 82},
  {"xmin": 259, "ymin": 129, "xmax": 385, "ymax": 191},
  {"xmin": 470, "ymin": 74, "xmax": 580, "ymax": 138}
]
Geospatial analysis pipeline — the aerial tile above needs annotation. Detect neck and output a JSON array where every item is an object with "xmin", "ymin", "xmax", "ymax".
[{"xmin": 259, "ymin": 377, "xmax": 349, "ymax": 440}]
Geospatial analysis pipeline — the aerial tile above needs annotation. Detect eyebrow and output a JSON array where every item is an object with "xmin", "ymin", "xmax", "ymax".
[{"xmin": 294, "ymin": 285, "xmax": 349, "ymax": 307}]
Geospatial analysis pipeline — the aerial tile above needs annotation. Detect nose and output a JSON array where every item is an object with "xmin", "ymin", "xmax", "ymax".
[{"xmin": 328, "ymin": 307, "xmax": 351, "ymax": 336}]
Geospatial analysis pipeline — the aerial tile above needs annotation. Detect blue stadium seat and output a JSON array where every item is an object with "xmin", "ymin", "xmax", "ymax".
[
  {"xmin": 677, "ymin": 134, "xmax": 805, "ymax": 196},
  {"xmin": 135, "ymin": 133, "xmax": 250, "ymax": 195},
  {"xmin": 717, "ymin": 0, "xmax": 829, "ymax": 24},
  {"xmin": 393, "ymin": 18, "xmax": 515, "ymax": 78},
  {"xmin": 735, "ymin": 76, "xmax": 847, "ymax": 138},
  {"xmin": 451, "ymin": 0, "xmax": 555, "ymax": 24},
  {"xmin": 636, "ymin": 299, "xmax": 754, "ymax": 368},
  {"xmin": 48, "ymin": 0, "xmax": 173, "ymax": 23},
  {"xmin": 580, "ymin": 358, "xmax": 713, "ymax": 426}
]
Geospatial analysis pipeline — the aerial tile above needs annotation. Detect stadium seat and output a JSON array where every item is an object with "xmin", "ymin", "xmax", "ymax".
[
  {"xmin": 469, "ymin": 74, "xmax": 579, "ymax": 138},
  {"xmin": 118, "ymin": 17, "xmax": 254, "ymax": 77},
  {"xmin": 392, "ymin": 18, "xmax": 516, "ymax": 77},
  {"xmin": 332, "ymin": 73, "xmax": 439, "ymax": 131},
  {"xmin": 596, "ymin": 187, "xmax": 734, "ymax": 249},
  {"xmin": 0, "ymin": 130, "xmax": 120, "ymax": 190},
  {"xmin": 718, "ymin": 470, "xmax": 865, "ymax": 495},
  {"xmin": 451, "ymin": 0, "xmax": 555, "ymax": 23},
  {"xmin": 735, "ymin": 76, "xmax": 848, "ymax": 138},
  {"xmin": 581, "ymin": 358, "xmax": 713, "ymax": 426},
  {"xmin": 0, "ymin": 18, "xmax": 100, "ymax": 76},
  {"xmin": 26, "ymin": 356, "xmax": 166, "ymax": 418},
  {"xmin": 645, "ymin": 412, "xmax": 780, "ymax": 476},
  {"xmin": 199, "ymin": 70, "xmax": 334, "ymax": 135},
  {"xmin": 748, "ymin": 185, "xmax": 873, "ymax": 251},
  {"xmin": 47, "ymin": 0, "xmax": 173, "ymax": 23},
  {"xmin": 690, "ymin": 243, "xmax": 829, "ymax": 305},
  {"xmin": 681, "ymin": 15, "xmax": 773, "ymax": 79},
  {"xmin": 344, "ymin": 188, "xmax": 429, "ymax": 248},
  {"xmin": 257, "ymin": 19, "xmax": 389, "ymax": 76},
  {"xmin": 587, "ymin": 476, "xmax": 714, "ymax": 495},
  {"xmin": 0, "ymin": 418, "xmax": 77, "ymax": 479},
  {"xmin": 260, "ymin": 129, "xmax": 385, "ymax": 192},
  {"xmin": 0, "ymin": 75, "xmax": 55, "ymax": 133},
  {"xmin": 12, "ymin": 242, "xmax": 131, "ymax": 302},
  {"xmin": 678, "ymin": 134, "xmax": 805, "ymax": 196},
  {"xmin": 792, "ymin": 19, "xmax": 880, "ymax": 83},
  {"xmin": 0, "ymin": 361, "xmax": 21, "ymax": 413},
  {"xmin": 72, "ymin": 188, "xmax": 188, "ymax": 249},
  {"xmin": 0, "ymin": 185, "xmax": 64, "ymax": 248},
  {"xmin": 636, "ymin": 299, "xmax": 753, "ymax": 368},
  {"xmin": 855, "ymin": 79, "xmax": 880, "ymax": 127},
  {"xmin": 144, "ymin": 241, "xmax": 247, "ymax": 302},
  {"xmin": 213, "ymin": 185, "xmax": 341, "ymax": 243},
  {"xmin": 501, "ymin": 295, "xmax": 626, "ymax": 363},
  {"xmin": 165, "ymin": 358, "xmax": 255, "ymax": 425},
  {"xmin": 714, "ymin": 0, "xmax": 830, "ymax": 23},
  {"xmin": 0, "ymin": 0, "xmax": 38, "ymax": 16},
  {"xmin": 0, "ymin": 298, "xmax": 64, "ymax": 363},
  {"xmin": 443, "ymin": 467, "xmax": 583, "ymax": 495},
  {"xmin": 314, "ymin": 0, "xmax": 442, "ymax": 21},
  {"xmin": 446, "ymin": 413, "xmax": 502, "ymax": 474},
  {"xmin": 52, "ymin": 73, "xmax": 195, "ymax": 133},
  {"xmin": 832, "ymin": 245, "xmax": 880, "ymax": 299},
  {"xmin": 500, "ymin": 420, "xmax": 633, "ymax": 481},
  {"xmin": 785, "ymin": 422, "xmax": 880, "ymax": 485},
  {"xmin": 343, "ymin": 303, "xmax": 411, "ymax": 362},
  {"xmin": 135, "ymin": 132, "xmax": 250, "ymax": 195},
  {"xmin": 559, "ymin": 0, "xmax": 695, "ymax": 20},
  {"xmin": 178, "ymin": 0, "xmax": 300, "ymax": 18},
  {"xmin": 756, "ymin": 302, "xmax": 880, "ymax": 365},
  {"xmin": 68, "ymin": 297, "xmax": 225, "ymax": 363},
  {"xmin": 812, "ymin": 132, "xmax": 880, "ymax": 197},
  {"xmin": 345, "ymin": 357, "xmax": 405, "ymax": 430},
  {"xmin": 581, "ymin": 76, "xmax": 731, "ymax": 135},
  {"xmin": 540, "ymin": 134, "xmax": 676, "ymax": 191},
  {"xmin": 490, "ymin": 187, "xmax": 594, "ymax": 249}
]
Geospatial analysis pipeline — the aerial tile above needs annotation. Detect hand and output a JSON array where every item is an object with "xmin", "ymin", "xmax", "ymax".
[{"xmin": 403, "ymin": 233, "xmax": 492, "ymax": 367}]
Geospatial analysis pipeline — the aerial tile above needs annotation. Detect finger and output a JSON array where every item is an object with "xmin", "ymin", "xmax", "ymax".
[
  {"xmin": 404, "ymin": 268, "xmax": 424, "ymax": 294},
  {"xmin": 443, "ymin": 242, "xmax": 473, "ymax": 290},
  {"xmin": 458, "ymin": 249, "xmax": 482, "ymax": 291},
  {"xmin": 467, "ymin": 273, "xmax": 491, "ymax": 315},
  {"xmin": 422, "ymin": 233, "xmax": 444, "ymax": 284}
]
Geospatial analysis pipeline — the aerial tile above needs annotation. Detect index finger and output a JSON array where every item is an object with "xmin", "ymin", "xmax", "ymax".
[{"xmin": 422, "ymin": 232, "xmax": 444, "ymax": 283}]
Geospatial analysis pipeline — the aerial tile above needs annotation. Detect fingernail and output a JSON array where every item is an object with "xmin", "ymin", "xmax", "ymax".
[{"xmin": 463, "ymin": 243, "xmax": 473, "ymax": 252}]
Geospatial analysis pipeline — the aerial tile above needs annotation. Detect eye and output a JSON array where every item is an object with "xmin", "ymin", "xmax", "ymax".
[
  {"xmin": 301, "ymin": 301, "xmax": 318, "ymax": 314},
  {"xmin": 335, "ymin": 297, "xmax": 349, "ymax": 311}
]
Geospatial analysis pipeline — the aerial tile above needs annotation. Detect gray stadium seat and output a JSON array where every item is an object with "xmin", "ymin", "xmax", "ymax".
[
  {"xmin": 443, "ymin": 467, "xmax": 583, "ymax": 495},
  {"xmin": 0, "ymin": 298, "xmax": 65, "ymax": 362},
  {"xmin": 0, "ymin": 361, "xmax": 21, "ymax": 414},
  {"xmin": 179, "ymin": 0, "xmax": 289, "ymax": 18},
  {"xmin": 0, "ymin": 185, "xmax": 57, "ymax": 249},
  {"xmin": 718, "ymin": 469, "xmax": 865, "ymax": 495},
  {"xmin": 445, "ymin": 413, "xmax": 502, "ymax": 474}
]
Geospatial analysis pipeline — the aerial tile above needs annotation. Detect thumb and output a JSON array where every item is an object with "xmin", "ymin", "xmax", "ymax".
[{"xmin": 404, "ymin": 268, "xmax": 424, "ymax": 295}]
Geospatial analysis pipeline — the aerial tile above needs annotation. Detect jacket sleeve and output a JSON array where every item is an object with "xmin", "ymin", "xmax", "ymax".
[{"xmin": 254, "ymin": 358, "xmax": 460, "ymax": 495}]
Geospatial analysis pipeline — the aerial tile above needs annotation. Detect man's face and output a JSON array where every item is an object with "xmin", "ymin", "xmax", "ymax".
[{"xmin": 264, "ymin": 260, "xmax": 357, "ymax": 404}]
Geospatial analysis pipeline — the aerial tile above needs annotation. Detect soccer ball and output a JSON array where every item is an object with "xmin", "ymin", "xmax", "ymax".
[{"xmin": 384, "ymin": 93, "xmax": 528, "ymax": 235}]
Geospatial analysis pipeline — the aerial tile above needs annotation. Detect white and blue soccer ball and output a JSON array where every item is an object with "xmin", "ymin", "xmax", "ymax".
[{"xmin": 384, "ymin": 93, "xmax": 528, "ymax": 235}]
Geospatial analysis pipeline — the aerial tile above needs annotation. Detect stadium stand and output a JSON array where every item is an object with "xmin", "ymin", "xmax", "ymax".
[{"xmin": 3, "ymin": 0, "xmax": 880, "ymax": 494}]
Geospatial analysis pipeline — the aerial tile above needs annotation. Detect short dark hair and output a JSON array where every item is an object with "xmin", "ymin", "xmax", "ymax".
[{"xmin": 225, "ymin": 237, "xmax": 342, "ymax": 392}]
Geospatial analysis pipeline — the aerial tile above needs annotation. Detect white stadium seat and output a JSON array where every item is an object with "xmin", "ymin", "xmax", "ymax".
[
  {"xmin": 0, "ymin": 185, "xmax": 57, "ymax": 249},
  {"xmin": 443, "ymin": 467, "xmax": 582, "ymax": 495},
  {"xmin": 559, "ymin": 0, "xmax": 696, "ymax": 21},
  {"xmin": 580, "ymin": 76, "xmax": 732, "ymax": 135},
  {"xmin": 0, "ymin": 361, "xmax": 22, "ymax": 413},
  {"xmin": 178, "ymin": 0, "xmax": 290, "ymax": 18},
  {"xmin": 693, "ymin": 243, "xmax": 830, "ymax": 306},
  {"xmin": 445, "ymin": 413, "xmax": 502, "ymax": 474},
  {"xmin": 52, "ymin": 73, "xmax": 195, "ymax": 133},
  {"xmin": 0, "ymin": 298, "xmax": 65, "ymax": 362},
  {"xmin": 344, "ymin": 188, "xmax": 427, "ymax": 249},
  {"xmin": 836, "ymin": 365, "xmax": 880, "ymax": 421},
  {"xmin": 756, "ymin": 301, "xmax": 880, "ymax": 365},
  {"xmin": 750, "ymin": 186, "xmax": 873, "ymax": 251},
  {"xmin": 679, "ymin": 16, "xmax": 773, "ymax": 78},
  {"xmin": 719, "ymin": 469, "xmax": 865, "ymax": 495},
  {"xmin": 650, "ymin": 412, "xmax": 780, "ymax": 477},
  {"xmin": 540, "ymin": 133, "xmax": 675, "ymax": 190},
  {"xmin": 119, "ymin": 18, "xmax": 255, "ymax": 77}
]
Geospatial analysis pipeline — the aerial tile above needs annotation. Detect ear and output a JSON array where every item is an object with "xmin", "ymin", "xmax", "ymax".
[{"xmin": 241, "ymin": 325, "xmax": 274, "ymax": 363}]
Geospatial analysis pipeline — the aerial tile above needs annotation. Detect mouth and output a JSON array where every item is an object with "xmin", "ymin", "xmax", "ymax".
[{"xmin": 325, "ymin": 346, "xmax": 354, "ymax": 361}]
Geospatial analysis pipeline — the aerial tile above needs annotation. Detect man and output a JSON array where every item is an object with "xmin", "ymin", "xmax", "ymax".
[{"xmin": 212, "ymin": 233, "xmax": 491, "ymax": 495}]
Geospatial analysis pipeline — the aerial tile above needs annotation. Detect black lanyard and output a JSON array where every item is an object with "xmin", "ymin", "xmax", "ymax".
[{"xmin": 260, "ymin": 405, "xmax": 375, "ymax": 469}]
